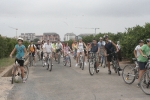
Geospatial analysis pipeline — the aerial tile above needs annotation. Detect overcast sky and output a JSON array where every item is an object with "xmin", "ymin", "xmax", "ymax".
[{"xmin": 0, "ymin": 0, "xmax": 150, "ymax": 40}]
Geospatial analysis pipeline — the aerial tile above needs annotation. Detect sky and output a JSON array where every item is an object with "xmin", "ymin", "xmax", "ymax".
[{"xmin": 0, "ymin": 0, "xmax": 150, "ymax": 40}]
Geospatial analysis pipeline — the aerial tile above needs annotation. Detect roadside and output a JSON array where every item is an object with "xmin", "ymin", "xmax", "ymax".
[{"xmin": 0, "ymin": 57, "xmax": 15, "ymax": 73}]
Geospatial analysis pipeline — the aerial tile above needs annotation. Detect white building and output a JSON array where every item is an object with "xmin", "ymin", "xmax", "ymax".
[
  {"xmin": 64, "ymin": 33, "xmax": 76, "ymax": 41},
  {"xmin": 20, "ymin": 33, "xmax": 35, "ymax": 41}
]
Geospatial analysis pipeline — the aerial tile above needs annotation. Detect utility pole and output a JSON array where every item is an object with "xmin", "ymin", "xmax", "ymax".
[{"xmin": 9, "ymin": 26, "xmax": 18, "ymax": 38}]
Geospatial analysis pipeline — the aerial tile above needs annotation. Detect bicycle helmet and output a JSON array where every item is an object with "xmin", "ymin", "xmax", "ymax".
[
  {"xmin": 146, "ymin": 39, "xmax": 150, "ymax": 42},
  {"xmin": 17, "ymin": 37, "xmax": 23, "ymax": 42}
]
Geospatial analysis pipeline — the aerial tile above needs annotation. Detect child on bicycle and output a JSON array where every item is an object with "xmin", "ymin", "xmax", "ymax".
[
  {"xmin": 64, "ymin": 43, "xmax": 72, "ymax": 66},
  {"xmin": 10, "ymin": 38, "xmax": 27, "ymax": 83},
  {"xmin": 137, "ymin": 39, "xmax": 150, "ymax": 87}
]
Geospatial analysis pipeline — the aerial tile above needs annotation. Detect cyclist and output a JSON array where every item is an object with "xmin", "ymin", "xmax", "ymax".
[
  {"xmin": 64, "ymin": 43, "xmax": 72, "ymax": 66},
  {"xmin": 10, "ymin": 38, "xmax": 27, "ymax": 83},
  {"xmin": 28, "ymin": 41, "xmax": 37, "ymax": 66},
  {"xmin": 89, "ymin": 38, "xmax": 100, "ymax": 70},
  {"xmin": 42, "ymin": 40, "xmax": 53, "ymax": 66},
  {"xmin": 103, "ymin": 35, "xmax": 121, "ymax": 74},
  {"xmin": 52, "ymin": 42, "xmax": 56, "ymax": 61},
  {"xmin": 137, "ymin": 39, "xmax": 150, "ymax": 87},
  {"xmin": 35, "ymin": 41, "xmax": 41, "ymax": 61},
  {"xmin": 41, "ymin": 40, "xmax": 45, "ymax": 60},
  {"xmin": 56, "ymin": 40, "xmax": 63, "ymax": 61},
  {"xmin": 134, "ymin": 40, "xmax": 144, "ymax": 58},
  {"xmin": 72, "ymin": 41, "xmax": 78, "ymax": 59},
  {"xmin": 98, "ymin": 37, "xmax": 106, "ymax": 67},
  {"xmin": 75, "ymin": 37, "xmax": 87, "ymax": 67}
]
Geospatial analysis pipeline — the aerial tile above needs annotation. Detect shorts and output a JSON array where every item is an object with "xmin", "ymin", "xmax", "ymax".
[
  {"xmin": 56, "ymin": 49, "xmax": 61, "ymax": 53},
  {"xmin": 29, "ymin": 52, "xmax": 35, "ymax": 57},
  {"xmin": 138, "ymin": 62, "xmax": 147, "ymax": 70},
  {"xmin": 107, "ymin": 53, "xmax": 117, "ymax": 62},
  {"xmin": 44, "ymin": 52, "xmax": 52, "ymax": 58},
  {"xmin": 15, "ymin": 59, "xmax": 24, "ymax": 66},
  {"xmin": 77, "ymin": 49, "xmax": 84, "ymax": 53}
]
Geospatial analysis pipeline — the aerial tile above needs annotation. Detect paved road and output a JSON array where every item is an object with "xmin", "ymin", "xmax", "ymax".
[{"xmin": 7, "ymin": 57, "xmax": 149, "ymax": 100}]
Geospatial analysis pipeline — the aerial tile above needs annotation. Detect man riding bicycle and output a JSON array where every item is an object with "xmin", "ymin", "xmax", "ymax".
[
  {"xmin": 28, "ymin": 41, "xmax": 37, "ymax": 66},
  {"xmin": 103, "ymin": 35, "xmax": 121, "ymax": 74},
  {"xmin": 10, "ymin": 38, "xmax": 27, "ymax": 83},
  {"xmin": 42, "ymin": 40, "xmax": 53, "ymax": 66},
  {"xmin": 98, "ymin": 37, "xmax": 106, "ymax": 67},
  {"xmin": 88, "ymin": 38, "xmax": 100, "ymax": 70},
  {"xmin": 137, "ymin": 39, "xmax": 150, "ymax": 87},
  {"xmin": 56, "ymin": 40, "xmax": 63, "ymax": 61}
]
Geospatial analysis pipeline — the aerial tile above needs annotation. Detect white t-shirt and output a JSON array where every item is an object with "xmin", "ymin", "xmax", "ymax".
[
  {"xmin": 78, "ymin": 42, "xmax": 84, "ymax": 50},
  {"xmin": 43, "ymin": 43, "xmax": 52, "ymax": 53},
  {"xmin": 135, "ymin": 45, "xmax": 141, "ymax": 57},
  {"xmin": 117, "ymin": 44, "xmax": 121, "ymax": 50},
  {"xmin": 56, "ymin": 43, "xmax": 62, "ymax": 49}
]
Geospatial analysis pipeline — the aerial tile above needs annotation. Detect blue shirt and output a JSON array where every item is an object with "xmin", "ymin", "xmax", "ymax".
[
  {"xmin": 15, "ymin": 44, "xmax": 25, "ymax": 60},
  {"xmin": 91, "ymin": 43, "xmax": 99, "ymax": 53}
]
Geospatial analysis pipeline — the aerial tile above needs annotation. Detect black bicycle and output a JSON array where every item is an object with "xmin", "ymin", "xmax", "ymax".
[{"xmin": 107, "ymin": 52, "xmax": 121, "ymax": 76}]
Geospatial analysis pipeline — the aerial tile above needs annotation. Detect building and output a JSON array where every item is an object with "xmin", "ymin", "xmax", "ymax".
[
  {"xmin": 64, "ymin": 33, "xmax": 76, "ymax": 41},
  {"xmin": 20, "ymin": 33, "xmax": 35, "ymax": 41},
  {"xmin": 35, "ymin": 35, "xmax": 43, "ymax": 42},
  {"xmin": 43, "ymin": 32, "xmax": 60, "ymax": 42}
]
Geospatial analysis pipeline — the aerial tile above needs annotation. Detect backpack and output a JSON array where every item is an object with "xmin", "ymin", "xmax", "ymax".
[{"xmin": 29, "ymin": 44, "xmax": 35, "ymax": 52}]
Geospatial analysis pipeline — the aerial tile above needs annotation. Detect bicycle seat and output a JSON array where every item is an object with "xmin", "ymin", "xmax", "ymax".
[{"xmin": 132, "ymin": 58, "xmax": 137, "ymax": 61}]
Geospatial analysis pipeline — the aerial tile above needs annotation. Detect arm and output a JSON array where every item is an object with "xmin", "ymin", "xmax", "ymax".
[
  {"xmin": 139, "ymin": 49, "xmax": 145, "ymax": 57},
  {"xmin": 134, "ymin": 50, "xmax": 137, "ymax": 58},
  {"xmin": 23, "ymin": 48, "xmax": 28, "ymax": 58},
  {"xmin": 10, "ymin": 48, "xmax": 16, "ymax": 57},
  {"xmin": 111, "ymin": 41, "xmax": 119, "ymax": 52},
  {"xmin": 83, "ymin": 42, "xmax": 87, "ymax": 48}
]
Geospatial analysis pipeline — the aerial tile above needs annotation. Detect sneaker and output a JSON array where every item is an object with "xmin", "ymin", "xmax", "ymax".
[
  {"xmin": 44, "ymin": 63, "xmax": 47, "ymax": 66},
  {"xmin": 75, "ymin": 63, "xmax": 78, "ymax": 67},
  {"xmin": 137, "ymin": 83, "xmax": 140, "ymax": 88},
  {"xmin": 108, "ymin": 70, "xmax": 111, "ymax": 75},
  {"xmin": 23, "ymin": 78, "xmax": 26, "ymax": 83},
  {"xmin": 97, "ymin": 68, "xmax": 100, "ymax": 71}
]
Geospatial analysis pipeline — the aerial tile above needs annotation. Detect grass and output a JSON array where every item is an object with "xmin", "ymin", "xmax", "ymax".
[{"xmin": 0, "ymin": 57, "xmax": 15, "ymax": 73}]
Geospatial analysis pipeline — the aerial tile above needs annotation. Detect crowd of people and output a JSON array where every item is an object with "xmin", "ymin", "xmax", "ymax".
[{"xmin": 9, "ymin": 36, "xmax": 150, "ymax": 86}]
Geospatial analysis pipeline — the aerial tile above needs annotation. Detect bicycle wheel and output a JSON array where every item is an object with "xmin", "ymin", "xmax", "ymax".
[
  {"xmin": 11, "ymin": 66, "xmax": 17, "ymax": 84},
  {"xmin": 49, "ymin": 59, "xmax": 52, "ymax": 71},
  {"xmin": 42, "ymin": 59, "xmax": 45, "ymax": 67},
  {"xmin": 68, "ymin": 56, "xmax": 71, "ymax": 67},
  {"xmin": 23, "ymin": 65, "xmax": 29, "ymax": 81},
  {"xmin": 89, "ymin": 61, "xmax": 95, "ymax": 76},
  {"xmin": 122, "ymin": 65, "xmax": 136, "ymax": 84},
  {"xmin": 140, "ymin": 70, "xmax": 150, "ymax": 95},
  {"xmin": 82, "ymin": 56, "xmax": 84, "ymax": 70},
  {"xmin": 116, "ymin": 65, "xmax": 120, "ymax": 76},
  {"xmin": 47, "ymin": 59, "xmax": 49, "ymax": 70},
  {"xmin": 58, "ymin": 53, "xmax": 60, "ymax": 64}
]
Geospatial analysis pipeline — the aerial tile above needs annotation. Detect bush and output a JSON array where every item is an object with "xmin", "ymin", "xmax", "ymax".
[{"xmin": 0, "ymin": 36, "xmax": 29, "ymax": 58}]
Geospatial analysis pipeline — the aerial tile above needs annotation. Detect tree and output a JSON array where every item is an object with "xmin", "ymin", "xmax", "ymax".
[{"xmin": 33, "ymin": 38, "xmax": 40, "ymax": 43}]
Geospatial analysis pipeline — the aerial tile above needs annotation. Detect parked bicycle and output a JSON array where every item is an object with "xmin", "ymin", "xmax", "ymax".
[
  {"xmin": 89, "ymin": 52, "xmax": 99, "ymax": 76},
  {"xmin": 11, "ymin": 58, "xmax": 29, "ymax": 84},
  {"xmin": 140, "ymin": 55, "xmax": 150, "ymax": 95},
  {"xmin": 122, "ymin": 58, "xmax": 139, "ymax": 84}
]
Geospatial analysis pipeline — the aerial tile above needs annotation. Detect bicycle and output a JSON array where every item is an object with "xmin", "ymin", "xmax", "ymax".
[
  {"xmin": 122, "ymin": 58, "xmax": 139, "ymax": 84},
  {"xmin": 11, "ymin": 58, "xmax": 29, "ymax": 84},
  {"xmin": 63, "ymin": 53, "xmax": 71, "ymax": 67},
  {"xmin": 140, "ymin": 55, "xmax": 150, "ymax": 95},
  {"xmin": 45, "ymin": 53, "xmax": 53, "ymax": 71},
  {"xmin": 37, "ymin": 50, "xmax": 41, "ymax": 61},
  {"xmin": 89, "ymin": 52, "xmax": 99, "ymax": 76},
  {"xmin": 56, "ymin": 50, "xmax": 61, "ymax": 64},
  {"xmin": 108, "ymin": 52, "xmax": 121, "ymax": 76},
  {"xmin": 28, "ymin": 53, "xmax": 34, "ymax": 67},
  {"xmin": 79, "ymin": 52, "xmax": 84, "ymax": 70}
]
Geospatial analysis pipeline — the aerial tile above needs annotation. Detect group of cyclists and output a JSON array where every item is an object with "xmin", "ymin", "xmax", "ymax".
[{"xmin": 9, "ymin": 35, "xmax": 150, "ymax": 89}]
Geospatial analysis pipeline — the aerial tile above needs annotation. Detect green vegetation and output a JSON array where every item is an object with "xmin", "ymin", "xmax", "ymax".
[
  {"xmin": 0, "ymin": 36, "xmax": 29, "ymax": 59},
  {"xmin": 65, "ymin": 23, "xmax": 150, "ymax": 60}
]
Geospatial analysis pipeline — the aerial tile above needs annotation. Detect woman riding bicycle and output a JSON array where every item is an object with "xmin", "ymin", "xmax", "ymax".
[{"xmin": 64, "ymin": 43, "xmax": 72, "ymax": 66}]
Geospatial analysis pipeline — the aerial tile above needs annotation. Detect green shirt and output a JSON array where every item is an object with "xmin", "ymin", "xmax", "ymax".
[{"xmin": 138, "ymin": 44, "xmax": 150, "ymax": 62}]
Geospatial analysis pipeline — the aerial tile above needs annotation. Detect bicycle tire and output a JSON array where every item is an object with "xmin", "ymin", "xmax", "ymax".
[
  {"xmin": 69, "ymin": 56, "xmax": 71, "ymax": 67},
  {"xmin": 47, "ymin": 59, "xmax": 49, "ymax": 70},
  {"xmin": 122, "ymin": 65, "xmax": 136, "ymax": 84},
  {"xmin": 82, "ymin": 56, "xmax": 84, "ymax": 70},
  {"xmin": 49, "ymin": 59, "xmax": 52, "ymax": 71},
  {"xmin": 23, "ymin": 65, "xmax": 29, "ymax": 81},
  {"xmin": 58, "ymin": 53, "xmax": 60, "ymax": 64},
  {"xmin": 140, "ymin": 70, "xmax": 150, "ymax": 95},
  {"xmin": 89, "ymin": 61, "xmax": 94, "ymax": 76}
]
